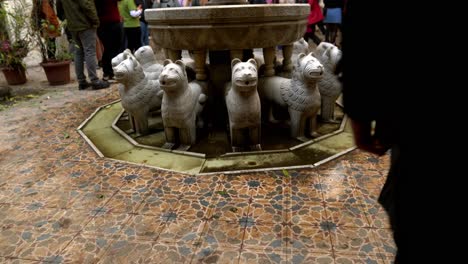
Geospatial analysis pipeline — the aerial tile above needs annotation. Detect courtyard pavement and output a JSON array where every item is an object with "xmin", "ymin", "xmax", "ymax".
[{"xmin": 0, "ymin": 64, "xmax": 395, "ymax": 263}]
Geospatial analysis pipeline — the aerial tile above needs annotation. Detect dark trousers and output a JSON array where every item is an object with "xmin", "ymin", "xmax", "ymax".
[
  {"xmin": 98, "ymin": 22, "xmax": 123, "ymax": 77},
  {"xmin": 124, "ymin": 27, "xmax": 142, "ymax": 53},
  {"xmin": 378, "ymin": 145, "xmax": 406, "ymax": 263}
]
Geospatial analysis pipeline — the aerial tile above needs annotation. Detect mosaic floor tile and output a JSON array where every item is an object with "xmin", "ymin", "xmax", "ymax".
[
  {"xmin": 136, "ymin": 242, "xmax": 196, "ymax": 264},
  {"xmin": 157, "ymin": 218, "xmax": 205, "ymax": 244},
  {"xmin": 289, "ymin": 252, "xmax": 335, "ymax": 264},
  {"xmin": 12, "ymin": 187, "xmax": 81, "ymax": 209},
  {"xmin": 330, "ymin": 227, "xmax": 381, "ymax": 256},
  {"xmin": 15, "ymin": 232, "xmax": 75, "ymax": 261},
  {"xmin": 98, "ymin": 240, "xmax": 153, "ymax": 264},
  {"xmin": 0, "ymin": 228, "xmax": 35, "ymax": 257},
  {"xmin": 198, "ymin": 221, "xmax": 245, "ymax": 249},
  {"xmin": 206, "ymin": 197, "xmax": 250, "ymax": 222},
  {"xmin": 321, "ymin": 185, "xmax": 362, "ymax": 204},
  {"xmin": 286, "ymin": 201, "xmax": 327, "ymax": 226},
  {"xmin": 103, "ymin": 190, "xmax": 147, "ymax": 214},
  {"xmin": 81, "ymin": 212, "xmax": 131, "ymax": 239},
  {"xmin": 137, "ymin": 194, "xmax": 179, "ymax": 216},
  {"xmin": 325, "ymin": 202, "xmax": 370, "ymax": 228},
  {"xmin": 353, "ymin": 172, "xmax": 385, "ymax": 190},
  {"xmin": 334, "ymin": 253, "xmax": 386, "ymax": 264},
  {"xmin": 223, "ymin": 173, "xmax": 284, "ymax": 199},
  {"xmin": 173, "ymin": 196, "xmax": 213, "ymax": 220},
  {"xmin": 373, "ymin": 229, "xmax": 397, "ymax": 257},
  {"xmin": 3, "ymin": 258, "xmax": 41, "ymax": 264},
  {"xmin": 239, "ymin": 249, "xmax": 289, "ymax": 264},
  {"xmin": 117, "ymin": 173, "xmax": 160, "ymax": 193},
  {"xmin": 56, "ymin": 233, "xmax": 112, "ymax": 264},
  {"xmin": 289, "ymin": 178, "xmax": 323, "ymax": 203},
  {"xmin": 0, "ymin": 85, "xmax": 393, "ymax": 263},
  {"xmin": 242, "ymin": 223, "xmax": 289, "ymax": 251},
  {"xmin": 243, "ymin": 222, "xmax": 332, "ymax": 254},
  {"xmin": 119, "ymin": 214, "xmax": 165, "ymax": 242},
  {"xmin": 0, "ymin": 204, "xmax": 61, "ymax": 233},
  {"xmin": 364, "ymin": 204, "xmax": 391, "ymax": 229},
  {"xmin": 68, "ymin": 190, "xmax": 116, "ymax": 211},
  {"xmin": 248, "ymin": 198, "xmax": 288, "ymax": 225},
  {"xmin": 178, "ymin": 176, "xmax": 219, "ymax": 197},
  {"xmin": 49, "ymin": 209, "xmax": 95, "ymax": 235},
  {"xmin": 192, "ymin": 246, "xmax": 240, "ymax": 264}
]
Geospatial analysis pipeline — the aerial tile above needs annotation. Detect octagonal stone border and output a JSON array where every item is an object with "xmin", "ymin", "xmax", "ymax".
[{"xmin": 77, "ymin": 100, "xmax": 356, "ymax": 175}]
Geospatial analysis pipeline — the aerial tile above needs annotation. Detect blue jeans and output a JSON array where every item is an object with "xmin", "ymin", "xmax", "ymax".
[{"xmin": 140, "ymin": 21, "xmax": 149, "ymax": 46}]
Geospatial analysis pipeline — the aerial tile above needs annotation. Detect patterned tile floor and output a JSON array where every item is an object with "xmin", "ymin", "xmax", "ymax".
[{"xmin": 0, "ymin": 80, "xmax": 395, "ymax": 263}]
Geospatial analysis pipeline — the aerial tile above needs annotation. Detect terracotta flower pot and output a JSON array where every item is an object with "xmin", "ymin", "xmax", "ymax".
[
  {"xmin": 41, "ymin": 60, "xmax": 71, "ymax": 85},
  {"xmin": 1, "ymin": 67, "xmax": 27, "ymax": 85}
]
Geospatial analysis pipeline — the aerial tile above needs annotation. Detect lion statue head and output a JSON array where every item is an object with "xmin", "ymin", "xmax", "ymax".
[
  {"xmin": 159, "ymin": 59, "xmax": 188, "ymax": 94},
  {"xmin": 313, "ymin": 42, "xmax": 342, "ymax": 72},
  {"xmin": 294, "ymin": 52, "xmax": 324, "ymax": 85},
  {"xmin": 231, "ymin": 58, "xmax": 258, "ymax": 94}
]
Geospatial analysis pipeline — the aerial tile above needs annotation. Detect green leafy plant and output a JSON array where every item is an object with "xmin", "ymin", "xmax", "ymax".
[
  {"xmin": 0, "ymin": 0, "xmax": 33, "ymax": 70},
  {"xmin": 31, "ymin": 0, "xmax": 71, "ymax": 63}
]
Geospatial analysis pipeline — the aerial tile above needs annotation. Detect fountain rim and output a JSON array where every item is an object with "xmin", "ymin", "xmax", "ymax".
[{"xmin": 145, "ymin": 3, "xmax": 310, "ymax": 23}]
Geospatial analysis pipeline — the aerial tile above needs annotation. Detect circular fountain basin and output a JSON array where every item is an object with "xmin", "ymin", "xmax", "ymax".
[{"xmin": 146, "ymin": 4, "xmax": 309, "ymax": 50}]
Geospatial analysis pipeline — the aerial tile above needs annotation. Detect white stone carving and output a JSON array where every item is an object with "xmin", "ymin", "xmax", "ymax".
[
  {"xmin": 258, "ymin": 52, "xmax": 323, "ymax": 139},
  {"xmin": 292, "ymin": 38, "xmax": 309, "ymax": 65},
  {"xmin": 313, "ymin": 42, "xmax": 342, "ymax": 123},
  {"xmin": 113, "ymin": 55, "xmax": 163, "ymax": 135},
  {"xmin": 159, "ymin": 59, "xmax": 207, "ymax": 150},
  {"xmin": 225, "ymin": 58, "xmax": 261, "ymax": 152},
  {"xmin": 134, "ymin": 45, "xmax": 164, "ymax": 80}
]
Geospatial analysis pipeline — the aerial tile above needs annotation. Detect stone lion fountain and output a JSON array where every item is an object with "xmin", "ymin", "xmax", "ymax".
[
  {"xmin": 109, "ymin": 0, "xmax": 345, "ymax": 157},
  {"xmin": 78, "ymin": 1, "xmax": 351, "ymax": 174}
]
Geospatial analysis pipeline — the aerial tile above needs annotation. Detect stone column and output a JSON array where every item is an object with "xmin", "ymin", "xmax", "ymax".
[
  {"xmin": 263, "ymin": 47, "xmax": 276, "ymax": 77},
  {"xmin": 230, "ymin": 49, "xmax": 243, "ymax": 62},
  {"xmin": 282, "ymin": 44, "xmax": 293, "ymax": 72},
  {"xmin": 165, "ymin": 49, "xmax": 182, "ymax": 61},
  {"xmin": 193, "ymin": 50, "xmax": 207, "ymax": 81}
]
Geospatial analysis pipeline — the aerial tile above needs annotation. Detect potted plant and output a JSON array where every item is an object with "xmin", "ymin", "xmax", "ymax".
[
  {"xmin": 0, "ymin": 0, "xmax": 33, "ymax": 85},
  {"xmin": 31, "ymin": 0, "xmax": 72, "ymax": 85}
]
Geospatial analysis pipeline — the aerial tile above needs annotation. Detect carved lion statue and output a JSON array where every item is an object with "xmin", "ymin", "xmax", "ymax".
[
  {"xmin": 113, "ymin": 55, "xmax": 162, "ymax": 136},
  {"xmin": 258, "ymin": 52, "xmax": 323, "ymax": 139},
  {"xmin": 313, "ymin": 42, "xmax": 342, "ymax": 123},
  {"xmin": 159, "ymin": 59, "xmax": 207, "ymax": 150},
  {"xmin": 134, "ymin": 45, "xmax": 164, "ymax": 80},
  {"xmin": 225, "ymin": 58, "xmax": 261, "ymax": 152}
]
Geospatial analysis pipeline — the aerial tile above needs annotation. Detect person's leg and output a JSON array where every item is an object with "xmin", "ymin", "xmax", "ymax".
[
  {"xmin": 140, "ymin": 21, "xmax": 149, "ymax": 46},
  {"xmin": 79, "ymin": 28, "xmax": 109, "ymax": 89},
  {"xmin": 71, "ymin": 31, "xmax": 88, "ymax": 88},
  {"xmin": 310, "ymin": 23, "xmax": 321, "ymax": 45},
  {"xmin": 126, "ymin": 27, "xmax": 142, "ymax": 53},
  {"xmin": 379, "ymin": 145, "xmax": 405, "ymax": 263},
  {"xmin": 317, "ymin": 20, "xmax": 326, "ymax": 35}
]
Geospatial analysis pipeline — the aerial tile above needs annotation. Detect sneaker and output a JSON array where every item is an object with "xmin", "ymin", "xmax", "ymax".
[
  {"xmin": 78, "ymin": 82, "xmax": 91, "ymax": 90},
  {"xmin": 91, "ymin": 80, "xmax": 110, "ymax": 90}
]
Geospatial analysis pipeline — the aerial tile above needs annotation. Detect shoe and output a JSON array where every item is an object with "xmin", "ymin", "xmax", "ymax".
[
  {"xmin": 91, "ymin": 80, "xmax": 110, "ymax": 90},
  {"xmin": 78, "ymin": 82, "xmax": 91, "ymax": 90},
  {"xmin": 102, "ymin": 75, "xmax": 114, "ymax": 81}
]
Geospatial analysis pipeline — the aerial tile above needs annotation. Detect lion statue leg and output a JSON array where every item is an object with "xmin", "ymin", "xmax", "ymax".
[
  {"xmin": 133, "ymin": 112, "xmax": 149, "ymax": 136},
  {"xmin": 178, "ymin": 124, "xmax": 196, "ymax": 150},
  {"xmin": 249, "ymin": 126, "xmax": 262, "ymax": 151},
  {"xmin": 162, "ymin": 127, "xmax": 177, "ymax": 149},
  {"xmin": 309, "ymin": 116, "xmax": 320, "ymax": 138},
  {"xmin": 289, "ymin": 109, "xmax": 307, "ymax": 139}
]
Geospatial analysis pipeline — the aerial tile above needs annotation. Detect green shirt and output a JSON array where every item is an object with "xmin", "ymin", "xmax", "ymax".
[
  {"xmin": 56, "ymin": 0, "xmax": 99, "ymax": 32},
  {"xmin": 118, "ymin": 0, "xmax": 141, "ymax": 28}
]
